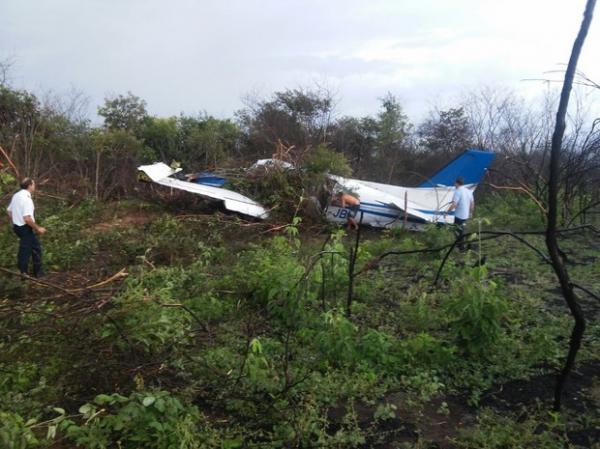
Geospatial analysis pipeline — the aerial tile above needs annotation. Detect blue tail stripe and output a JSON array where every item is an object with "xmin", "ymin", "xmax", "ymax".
[
  {"xmin": 418, "ymin": 149, "xmax": 495, "ymax": 187},
  {"xmin": 332, "ymin": 206, "xmax": 431, "ymax": 222},
  {"xmin": 415, "ymin": 209, "xmax": 454, "ymax": 216}
]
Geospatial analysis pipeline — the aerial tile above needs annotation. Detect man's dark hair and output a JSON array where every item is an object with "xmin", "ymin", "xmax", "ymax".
[
  {"xmin": 20, "ymin": 178, "xmax": 34, "ymax": 190},
  {"xmin": 455, "ymin": 176, "xmax": 464, "ymax": 186}
]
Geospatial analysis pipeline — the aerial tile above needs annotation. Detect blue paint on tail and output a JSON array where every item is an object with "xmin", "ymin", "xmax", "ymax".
[{"xmin": 418, "ymin": 149, "xmax": 495, "ymax": 187}]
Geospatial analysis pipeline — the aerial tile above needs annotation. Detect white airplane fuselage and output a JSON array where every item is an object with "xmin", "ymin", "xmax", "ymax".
[{"xmin": 325, "ymin": 175, "xmax": 476, "ymax": 230}]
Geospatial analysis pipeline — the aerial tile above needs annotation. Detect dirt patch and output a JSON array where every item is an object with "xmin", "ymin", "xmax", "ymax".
[
  {"xmin": 361, "ymin": 393, "xmax": 476, "ymax": 449},
  {"xmin": 90, "ymin": 210, "xmax": 159, "ymax": 233},
  {"xmin": 325, "ymin": 392, "xmax": 476, "ymax": 449}
]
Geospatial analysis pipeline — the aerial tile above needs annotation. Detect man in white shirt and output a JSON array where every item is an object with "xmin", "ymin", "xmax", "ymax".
[
  {"xmin": 445, "ymin": 176, "xmax": 474, "ymax": 250},
  {"xmin": 6, "ymin": 178, "xmax": 47, "ymax": 277}
]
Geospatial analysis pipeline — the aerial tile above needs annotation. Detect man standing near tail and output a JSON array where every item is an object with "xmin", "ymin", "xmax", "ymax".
[
  {"xmin": 6, "ymin": 178, "xmax": 46, "ymax": 277},
  {"xmin": 445, "ymin": 176, "xmax": 474, "ymax": 249}
]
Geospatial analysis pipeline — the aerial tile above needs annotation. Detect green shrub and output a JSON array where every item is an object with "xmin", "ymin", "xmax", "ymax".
[
  {"xmin": 230, "ymin": 236, "xmax": 307, "ymax": 325},
  {"xmin": 239, "ymin": 166, "xmax": 304, "ymax": 219},
  {"xmin": 64, "ymin": 391, "xmax": 211, "ymax": 449},
  {"xmin": 444, "ymin": 267, "xmax": 508, "ymax": 356},
  {"xmin": 398, "ymin": 332, "xmax": 457, "ymax": 372},
  {"xmin": 104, "ymin": 271, "xmax": 194, "ymax": 352},
  {"xmin": 302, "ymin": 145, "xmax": 352, "ymax": 185},
  {"xmin": 311, "ymin": 311, "xmax": 360, "ymax": 367},
  {"xmin": 0, "ymin": 361, "xmax": 55, "ymax": 418},
  {"xmin": 0, "ymin": 412, "xmax": 41, "ymax": 449}
]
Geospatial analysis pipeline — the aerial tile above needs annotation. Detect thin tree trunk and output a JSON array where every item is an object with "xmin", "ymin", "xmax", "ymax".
[
  {"xmin": 346, "ymin": 213, "xmax": 363, "ymax": 317},
  {"xmin": 546, "ymin": 0, "xmax": 596, "ymax": 411},
  {"xmin": 95, "ymin": 150, "xmax": 101, "ymax": 200}
]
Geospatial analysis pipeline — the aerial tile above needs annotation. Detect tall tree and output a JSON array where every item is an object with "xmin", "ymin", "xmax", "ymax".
[
  {"xmin": 98, "ymin": 92, "xmax": 148, "ymax": 134},
  {"xmin": 140, "ymin": 116, "xmax": 179, "ymax": 162},
  {"xmin": 545, "ymin": 0, "xmax": 596, "ymax": 411},
  {"xmin": 237, "ymin": 87, "xmax": 335, "ymax": 160},
  {"xmin": 0, "ymin": 86, "xmax": 43, "ymax": 177},
  {"xmin": 183, "ymin": 115, "xmax": 240, "ymax": 168},
  {"xmin": 91, "ymin": 128, "xmax": 144, "ymax": 200},
  {"xmin": 375, "ymin": 93, "xmax": 411, "ymax": 183},
  {"xmin": 330, "ymin": 116, "xmax": 378, "ymax": 178},
  {"xmin": 418, "ymin": 107, "xmax": 473, "ymax": 156}
]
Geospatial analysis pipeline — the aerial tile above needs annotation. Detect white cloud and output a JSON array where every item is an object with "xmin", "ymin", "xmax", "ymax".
[{"xmin": 1, "ymin": 0, "xmax": 598, "ymax": 121}]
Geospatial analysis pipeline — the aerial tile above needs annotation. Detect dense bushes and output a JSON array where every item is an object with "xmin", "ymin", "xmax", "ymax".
[{"xmin": 0, "ymin": 197, "xmax": 598, "ymax": 447}]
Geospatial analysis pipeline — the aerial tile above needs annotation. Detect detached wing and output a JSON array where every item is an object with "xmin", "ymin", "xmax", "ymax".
[{"xmin": 138, "ymin": 163, "xmax": 269, "ymax": 219}]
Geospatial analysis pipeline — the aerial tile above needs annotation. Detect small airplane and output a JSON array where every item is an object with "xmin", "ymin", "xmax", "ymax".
[
  {"xmin": 325, "ymin": 149, "xmax": 495, "ymax": 230},
  {"xmin": 137, "ymin": 148, "xmax": 494, "ymax": 230}
]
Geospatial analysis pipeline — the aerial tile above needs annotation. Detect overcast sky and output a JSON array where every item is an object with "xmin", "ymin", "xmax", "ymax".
[{"xmin": 1, "ymin": 0, "xmax": 599, "ymax": 123}]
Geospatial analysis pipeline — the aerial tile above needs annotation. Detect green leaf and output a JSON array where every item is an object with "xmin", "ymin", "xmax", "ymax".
[
  {"xmin": 95, "ymin": 394, "xmax": 114, "ymax": 404},
  {"xmin": 154, "ymin": 398, "xmax": 165, "ymax": 412},
  {"xmin": 25, "ymin": 418, "xmax": 37, "ymax": 427},
  {"xmin": 250, "ymin": 338, "xmax": 262, "ymax": 355},
  {"xmin": 142, "ymin": 396, "xmax": 156, "ymax": 407},
  {"xmin": 47, "ymin": 425, "xmax": 57, "ymax": 440},
  {"xmin": 148, "ymin": 421, "xmax": 163, "ymax": 431},
  {"xmin": 78, "ymin": 404, "xmax": 93, "ymax": 415}
]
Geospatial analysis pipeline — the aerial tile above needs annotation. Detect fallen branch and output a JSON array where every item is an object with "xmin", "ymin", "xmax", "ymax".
[
  {"xmin": 0, "ymin": 267, "xmax": 128, "ymax": 296},
  {"xmin": 175, "ymin": 214, "xmax": 266, "ymax": 228},
  {"xmin": 0, "ymin": 267, "xmax": 79, "ymax": 297},
  {"xmin": 260, "ymin": 223, "xmax": 294, "ymax": 234},
  {"xmin": 71, "ymin": 268, "xmax": 128, "ymax": 292}
]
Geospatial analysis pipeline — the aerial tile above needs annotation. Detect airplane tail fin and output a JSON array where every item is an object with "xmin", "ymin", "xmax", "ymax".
[{"xmin": 418, "ymin": 149, "xmax": 495, "ymax": 188}]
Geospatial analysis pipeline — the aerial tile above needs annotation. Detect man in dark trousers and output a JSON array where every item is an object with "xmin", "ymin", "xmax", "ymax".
[
  {"xmin": 445, "ymin": 176, "xmax": 474, "ymax": 250},
  {"xmin": 6, "ymin": 178, "xmax": 47, "ymax": 277}
]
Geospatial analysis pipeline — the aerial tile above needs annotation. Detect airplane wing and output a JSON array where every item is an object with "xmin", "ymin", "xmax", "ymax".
[{"xmin": 138, "ymin": 162, "xmax": 269, "ymax": 219}]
